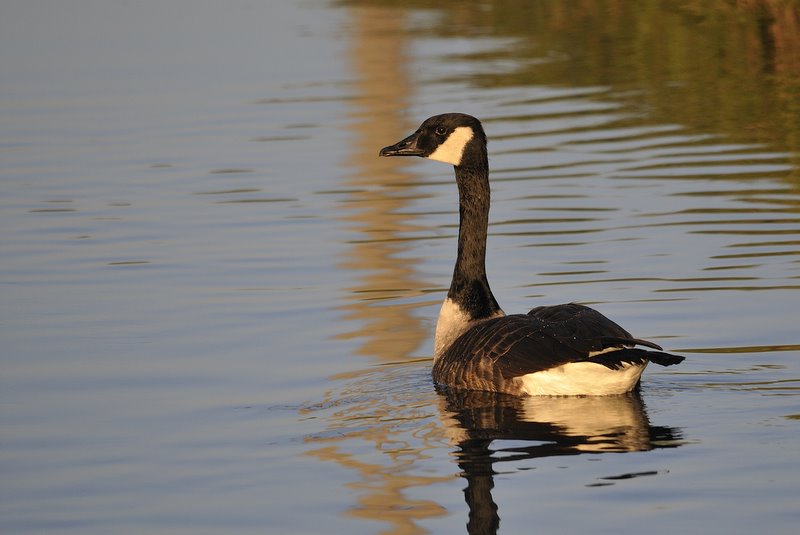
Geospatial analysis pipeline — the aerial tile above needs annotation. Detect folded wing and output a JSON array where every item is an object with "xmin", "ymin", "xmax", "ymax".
[{"xmin": 433, "ymin": 303, "xmax": 684, "ymax": 390}]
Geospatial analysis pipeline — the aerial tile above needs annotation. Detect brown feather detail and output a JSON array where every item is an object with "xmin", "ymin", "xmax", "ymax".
[{"xmin": 433, "ymin": 303, "xmax": 680, "ymax": 394}]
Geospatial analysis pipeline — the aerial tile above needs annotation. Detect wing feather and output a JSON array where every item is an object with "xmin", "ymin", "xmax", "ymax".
[{"xmin": 433, "ymin": 303, "xmax": 683, "ymax": 392}]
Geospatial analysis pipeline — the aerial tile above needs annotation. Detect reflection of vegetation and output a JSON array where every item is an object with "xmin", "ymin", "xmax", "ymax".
[
  {"xmin": 327, "ymin": 2, "xmax": 797, "ymax": 532},
  {"xmin": 303, "ymin": 365, "xmax": 453, "ymax": 535},
  {"xmin": 343, "ymin": 0, "xmax": 800, "ymax": 155}
]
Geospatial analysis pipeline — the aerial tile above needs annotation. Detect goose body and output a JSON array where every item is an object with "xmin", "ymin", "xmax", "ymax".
[{"xmin": 379, "ymin": 113, "xmax": 684, "ymax": 396}]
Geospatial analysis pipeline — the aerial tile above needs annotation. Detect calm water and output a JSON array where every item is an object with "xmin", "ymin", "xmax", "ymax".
[{"xmin": 2, "ymin": 1, "xmax": 799, "ymax": 534}]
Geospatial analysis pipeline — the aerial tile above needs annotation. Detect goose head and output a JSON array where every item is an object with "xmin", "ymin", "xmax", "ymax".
[{"xmin": 379, "ymin": 113, "xmax": 487, "ymax": 168}]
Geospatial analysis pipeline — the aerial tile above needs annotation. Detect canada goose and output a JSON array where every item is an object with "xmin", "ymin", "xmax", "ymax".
[{"xmin": 379, "ymin": 113, "xmax": 684, "ymax": 396}]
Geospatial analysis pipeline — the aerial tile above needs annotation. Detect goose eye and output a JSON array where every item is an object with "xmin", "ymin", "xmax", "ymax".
[{"xmin": 435, "ymin": 126, "xmax": 447, "ymax": 136}]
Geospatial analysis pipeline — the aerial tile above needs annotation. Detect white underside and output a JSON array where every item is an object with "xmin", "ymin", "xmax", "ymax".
[{"xmin": 519, "ymin": 360, "xmax": 648, "ymax": 396}]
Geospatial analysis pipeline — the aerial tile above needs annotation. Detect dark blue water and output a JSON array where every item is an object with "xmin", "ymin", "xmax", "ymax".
[{"xmin": 2, "ymin": 1, "xmax": 799, "ymax": 534}]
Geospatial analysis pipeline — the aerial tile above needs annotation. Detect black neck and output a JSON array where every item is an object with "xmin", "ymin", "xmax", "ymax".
[{"xmin": 448, "ymin": 160, "xmax": 501, "ymax": 320}]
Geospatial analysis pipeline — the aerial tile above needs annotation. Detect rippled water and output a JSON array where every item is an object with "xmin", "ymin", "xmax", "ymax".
[{"xmin": 2, "ymin": 1, "xmax": 799, "ymax": 534}]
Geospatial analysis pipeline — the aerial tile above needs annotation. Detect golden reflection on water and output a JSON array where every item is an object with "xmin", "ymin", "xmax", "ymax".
[
  {"xmin": 334, "ymin": 6, "xmax": 433, "ymax": 365},
  {"xmin": 308, "ymin": 1, "xmax": 800, "ymax": 533},
  {"xmin": 304, "ymin": 366, "xmax": 452, "ymax": 534},
  {"xmin": 309, "ymin": 7, "xmax": 452, "ymax": 534}
]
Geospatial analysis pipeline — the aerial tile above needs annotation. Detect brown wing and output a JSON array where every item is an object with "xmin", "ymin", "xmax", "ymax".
[
  {"xmin": 433, "ymin": 303, "xmax": 681, "ymax": 391},
  {"xmin": 526, "ymin": 303, "xmax": 664, "ymax": 353}
]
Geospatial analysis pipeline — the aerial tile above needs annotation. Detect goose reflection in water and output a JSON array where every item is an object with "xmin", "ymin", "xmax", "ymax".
[{"xmin": 437, "ymin": 388, "xmax": 684, "ymax": 535}]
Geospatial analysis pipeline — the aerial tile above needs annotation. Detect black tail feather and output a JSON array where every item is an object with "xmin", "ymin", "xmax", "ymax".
[
  {"xmin": 646, "ymin": 350, "xmax": 685, "ymax": 367},
  {"xmin": 599, "ymin": 336, "xmax": 663, "ymax": 351},
  {"xmin": 588, "ymin": 348, "xmax": 685, "ymax": 369}
]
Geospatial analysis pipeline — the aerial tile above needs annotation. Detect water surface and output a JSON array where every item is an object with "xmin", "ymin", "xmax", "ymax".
[{"xmin": 1, "ymin": 1, "xmax": 799, "ymax": 534}]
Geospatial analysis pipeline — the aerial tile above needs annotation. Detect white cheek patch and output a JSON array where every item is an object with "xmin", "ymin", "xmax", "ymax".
[{"xmin": 427, "ymin": 126, "xmax": 474, "ymax": 166}]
